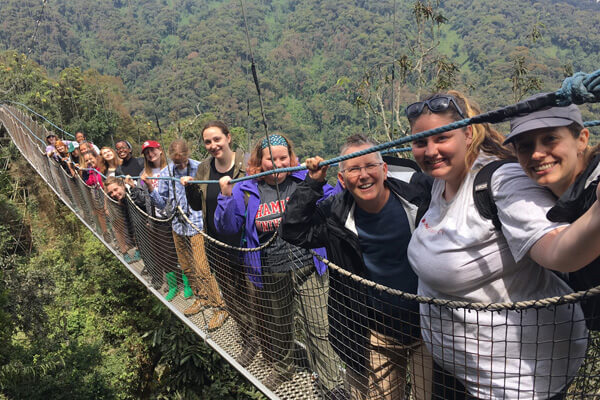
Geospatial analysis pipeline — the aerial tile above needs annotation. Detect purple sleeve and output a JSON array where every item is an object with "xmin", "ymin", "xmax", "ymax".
[{"xmin": 214, "ymin": 185, "xmax": 246, "ymax": 235}]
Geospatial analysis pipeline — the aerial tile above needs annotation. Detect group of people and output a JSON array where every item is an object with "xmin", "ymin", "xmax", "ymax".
[{"xmin": 42, "ymin": 92, "xmax": 600, "ymax": 399}]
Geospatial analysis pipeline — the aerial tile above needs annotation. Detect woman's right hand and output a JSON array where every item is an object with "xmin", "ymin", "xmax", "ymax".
[
  {"xmin": 180, "ymin": 176, "xmax": 193, "ymax": 186},
  {"xmin": 141, "ymin": 171, "xmax": 153, "ymax": 191},
  {"xmin": 124, "ymin": 175, "xmax": 136, "ymax": 187},
  {"xmin": 219, "ymin": 176, "xmax": 233, "ymax": 196}
]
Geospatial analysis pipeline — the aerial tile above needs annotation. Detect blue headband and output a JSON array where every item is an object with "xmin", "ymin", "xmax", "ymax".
[{"xmin": 261, "ymin": 135, "xmax": 288, "ymax": 150}]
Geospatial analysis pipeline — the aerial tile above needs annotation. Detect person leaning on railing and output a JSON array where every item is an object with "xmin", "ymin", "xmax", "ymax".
[
  {"xmin": 137, "ymin": 140, "xmax": 179, "ymax": 291},
  {"xmin": 147, "ymin": 139, "xmax": 228, "ymax": 330},
  {"xmin": 406, "ymin": 90, "xmax": 600, "ymax": 399},
  {"xmin": 214, "ymin": 134, "xmax": 344, "ymax": 394},
  {"xmin": 280, "ymin": 134, "xmax": 434, "ymax": 400},
  {"xmin": 104, "ymin": 176, "xmax": 143, "ymax": 263},
  {"xmin": 180, "ymin": 120, "xmax": 258, "ymax": 367},
  {"xmin": 507, "ymin": 98, "xmax": 600, "ymax": 331},
  {"xmin": 50, "ymin": 139, "xmax": 75, "ymax": 176}
]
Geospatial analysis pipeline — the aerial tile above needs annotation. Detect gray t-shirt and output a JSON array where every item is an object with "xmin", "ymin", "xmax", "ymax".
[{"xmin": 256, "ymin": 179, "xmax": 312, "ymax": 272}]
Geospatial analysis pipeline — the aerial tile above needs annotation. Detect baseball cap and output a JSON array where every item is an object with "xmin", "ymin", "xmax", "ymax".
[
  {"xmin": 141, "ymin": 140, "xmax": 161, "ymax": 152},
  {"xmin": 68, "ymin": 142, "xmax": 79, "ymax": 153},
  {"xmin": 505, "ymin": 93, "xmax": 583, "ymax": 144}
]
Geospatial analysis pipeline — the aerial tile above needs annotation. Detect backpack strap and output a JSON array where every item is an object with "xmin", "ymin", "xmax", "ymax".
[{"xmin": 473, "ymin": 159, "xmax": 517, "ymax": 231}]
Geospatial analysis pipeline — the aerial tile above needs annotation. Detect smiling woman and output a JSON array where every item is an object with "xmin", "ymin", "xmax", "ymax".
[
  {"xmin": 405, "ymin": 90, "xmax": 600, "ymax": 399},
  {"xmin": 506, "ymin": 100, "xmax": 600, "ymax": 331},
  {"xmin": 213, "ymin": 134, "xmax": 343, "ymax": 392}
]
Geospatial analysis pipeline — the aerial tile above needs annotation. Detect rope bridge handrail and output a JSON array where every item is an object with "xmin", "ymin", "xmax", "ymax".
[
  {"xmin": 2, "ymin": 75, "xmax": 600, "ymax": 398},
  {"xmin": 6, "ymin": 68, "xmax": 600, "ymax": 187}
]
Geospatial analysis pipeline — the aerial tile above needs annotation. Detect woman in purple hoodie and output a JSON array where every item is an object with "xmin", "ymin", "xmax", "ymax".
[{"xmin": 215, "ymin": 134, "xmax": 343, "ymax": 394}]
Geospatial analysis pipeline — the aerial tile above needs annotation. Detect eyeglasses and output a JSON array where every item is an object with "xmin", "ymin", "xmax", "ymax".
[
  {"xmin": 341, "ymin": 162, "xmax": 383, "ymax": 177},
  {"xmin": 405, "ymin": 95, "xmax": 465, "ymax": 120}
]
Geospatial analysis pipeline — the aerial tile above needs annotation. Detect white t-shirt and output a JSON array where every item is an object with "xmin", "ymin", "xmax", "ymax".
[{"xmin": 408, "ymin": 153, "xmax": 588, "ymax": 399}]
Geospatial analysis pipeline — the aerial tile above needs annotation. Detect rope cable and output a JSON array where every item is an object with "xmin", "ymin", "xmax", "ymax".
[{"xmin": 26, "ymin": 0, "xmax": 48, "ymax": 56}]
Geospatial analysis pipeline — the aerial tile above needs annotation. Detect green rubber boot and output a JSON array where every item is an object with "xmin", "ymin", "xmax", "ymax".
[
  {"xmin": 181, "ymin": 272, "xmax": 194, "ymax": 299},
  {"xmin": 164, "ymin": 271, "xmax": 179, "ymax": 302}
]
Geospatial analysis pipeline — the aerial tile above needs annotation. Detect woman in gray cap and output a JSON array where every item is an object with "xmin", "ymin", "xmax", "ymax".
[{"xmin": 506, "ymin": 98, "xmax": 600, "ymax": 330}]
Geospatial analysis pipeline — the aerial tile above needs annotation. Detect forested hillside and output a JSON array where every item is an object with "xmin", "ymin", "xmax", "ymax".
[{"xmin": 1, "ymin": 0, "xmax": 599, "ymax": 155}]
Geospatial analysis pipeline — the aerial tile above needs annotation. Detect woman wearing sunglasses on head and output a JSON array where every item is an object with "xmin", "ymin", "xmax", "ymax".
[
  {"xmin": 505, "ymin": 98, "xmax": 600, "ymax": 331},
  {"xmin": 406, "ymin": 91, "xmax": 599, "ymax": 399}
]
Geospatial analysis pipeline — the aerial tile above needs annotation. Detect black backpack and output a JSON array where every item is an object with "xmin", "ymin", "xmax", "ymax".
[{"xmin": 472, "ymin": 159, "xmax": 517, "ymax": 231}]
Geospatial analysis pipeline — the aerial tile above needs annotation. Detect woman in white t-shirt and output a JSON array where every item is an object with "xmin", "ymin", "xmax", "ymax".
[{"xmin": 406, "ymin": 90, "xmax": 600, "ymax": 399}]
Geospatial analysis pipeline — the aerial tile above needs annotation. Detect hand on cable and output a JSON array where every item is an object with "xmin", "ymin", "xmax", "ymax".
[
  {"xmin": 124, "ymin": 175, "xmax": 135, "ymax": 188},
  {"xmin": 180, "ymin": 176, "xmax": 193, "ymax": 186},
  {"xmin": 305, "ymin": 156, "xmax": 328, "ymax": 182},
  {"xmin": 141, "ymin": 171, "xmax": 153, "ymax": 191},
  {"xmin": 219, "ymin": 176, "xmax": 233, "ymax": 197}
]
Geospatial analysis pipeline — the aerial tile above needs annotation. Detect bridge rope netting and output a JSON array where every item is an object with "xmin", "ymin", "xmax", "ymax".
[{"xmin": 1, "ymin": 69, "xmax": 600, "ymax": 399}]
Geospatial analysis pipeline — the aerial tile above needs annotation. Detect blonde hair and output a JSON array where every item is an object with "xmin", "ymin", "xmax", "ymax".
[
  {"xmin": 408, "ymin": 90, "xmax": 514, "ymax": 168},
  {"xmin": 168, "ymin": 139, "xmax": 190, "ymax": 160},
  {"xmin": 98, "ymin": 147, "xmax": 122, "ymax": 175},
  {"xmin": 142, "ymin": 143, "xmax": 167, "ymax": 176}
]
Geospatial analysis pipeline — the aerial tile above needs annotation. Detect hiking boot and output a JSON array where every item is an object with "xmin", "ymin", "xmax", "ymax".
[
  {"xmin": 235, "ymin": 341, "xmax": 259, "ymax": 367},
  {"xmin": 207, "ymin": 309, "xmax": 229, "ymax": 331},
  {"xmin": 183, "ymin": 298, "xmax": 208, "ymax": 316}
]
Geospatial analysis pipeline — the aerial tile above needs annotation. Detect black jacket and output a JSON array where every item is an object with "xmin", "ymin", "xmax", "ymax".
[
  {"xmin": 280, "ymin": 174, "xmax": 432, "ymax": 373},
  {"xmin": 547, "ymin": 153, "xmax": 600, "ymax": 330}
]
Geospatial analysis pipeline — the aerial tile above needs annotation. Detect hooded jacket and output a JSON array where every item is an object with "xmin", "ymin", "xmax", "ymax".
[
  {"xmin": 280, "ymin": 173, "xmax": 432, "ymax": 373},
  {"xmin": 214, "ymin": 169, "xmax": 333, "ymax": 288}
]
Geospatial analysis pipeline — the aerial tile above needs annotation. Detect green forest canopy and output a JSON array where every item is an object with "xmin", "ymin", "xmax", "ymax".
[{"xmin": 1, "ymin": 0, "xmax": 599, "ymax": 155}]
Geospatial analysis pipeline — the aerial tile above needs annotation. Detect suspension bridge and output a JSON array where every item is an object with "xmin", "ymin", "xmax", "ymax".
[{"xmin": 2, "ymin": 68, "xmax": 600, "ymax": 399}]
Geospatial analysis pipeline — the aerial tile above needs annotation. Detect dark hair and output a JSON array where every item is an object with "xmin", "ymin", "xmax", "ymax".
[
  {"xmin": 201, "ymin": 121, "xmax": 230, "ymax": 139},
  {"xmin": 408, "ymin": 90, "xmax": 514, "ymax": 167},
  {"xmin": 115, "ymin": 140, "xmax": 132, "ymax": 150},
  {"xmin": 567, "ymin": 122, "xmax": 600, "ymax": 164}
]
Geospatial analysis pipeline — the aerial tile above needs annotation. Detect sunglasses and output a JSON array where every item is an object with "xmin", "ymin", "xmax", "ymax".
[{"xmin": 405, "ymin": 95, "xmax": 465, "ymax": 120}]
